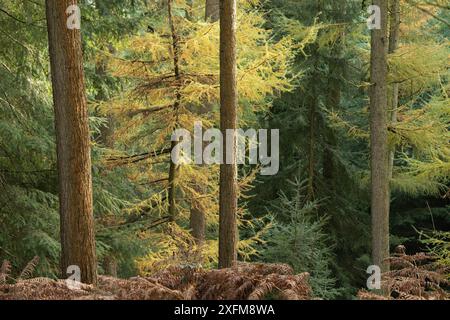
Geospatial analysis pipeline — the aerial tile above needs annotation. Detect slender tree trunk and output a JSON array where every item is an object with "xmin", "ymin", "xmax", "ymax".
[
  {"xmin": 219, "ymin": 0, "xmax": 238, "ymax": 268},
  {"xmin": 168, "ymin": 0, "xmax": 181, "ymax": 221},
  {"xmin": 188, "ymin": 0, "xmax": 220, "ymax": 245},
  {"xmin": 45, "ymin": 0, "xmax": 97, "ymax": 285},
  {"xmin": 307, "ymin": 88, "xmax": 317, "ymax": 200},
  {"xmin": 323, "ymin": 56, "xmax": 341, "ymax": 187},
  {"xmin": 102, "ymin": 256, "xmax": 118, "ymax": 277},
  {"xmin": 388, "ymin": 0, "xmax": 400, "ymax": 178},
  {"xmin": 370, "ymin": 0, "xmax": 390, "ymax": 275},
  {"xmin": 190, "ymin": 202, "xmax": 206, "ymax": 244},
  {"xmin": 206, "ymin": 0, "xmax": 220, "ymax": 21},
  {"xmin": 323, "ymin": 3, "xmax": 343, "ymax": 187}
]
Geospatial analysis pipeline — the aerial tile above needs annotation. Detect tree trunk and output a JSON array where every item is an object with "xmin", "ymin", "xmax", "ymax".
[
  {"xmin": 45, "ymin": 0, "xmax": 97, "ymax": 285},
  {"xmin": 168, "ymin": 0, "xmax": 181, "ymax": 221},
  {"xmin": 102, "ymin": 256, "xmax": 118, "ymax": 277},
  {"xmin": 307, "ymin": 87, "xmax": 317, "ymax": 200},
  {"xmin": 370, "ymin": 0, "xmax": 390, "ymax": 276},
  {"xmin": 323, "ymin": 2, "xmax": 343, "ymax": 186},
  {"xmin": 218, "ymin": 0, "xmax": 238, "ymax": 268},
  {"xmin": 388, "ymin": 0, "xmax": 400, "ymax": 178},
  {"xmin": 187, "ymin": 0, "xmax": 220, "ymax": 245},
  {"xmin": 190, "ymin": 202, "xmax": 206, "ymax": 244},
  {"xmin": 206, "ymin": 0, "xmax": 220, "ymax": 21},
  {"xmin": 323, "ymin": 56, "xmax": 341, "ymax": 187}
]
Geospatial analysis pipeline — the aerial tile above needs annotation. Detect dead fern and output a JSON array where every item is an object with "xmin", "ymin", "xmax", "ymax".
[
  {"xmin": 0, "ymin": 260, "xmax": 12, "ymax": 284},
  {"xmin": 18, "ymin": 256, "xmax": 40, "ymax": 281},
  {"xmin": 0, "ymin": 262, "xmax": 312, "ymax": 300},
  {"xmin": 358, "ymin": 246, "xmax": 449, "ymax": 300}
]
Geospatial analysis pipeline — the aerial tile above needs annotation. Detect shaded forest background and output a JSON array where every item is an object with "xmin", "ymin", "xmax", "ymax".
[{"xmin": 0, "ymin": 0, "xmax": 448, "ymax": 299}]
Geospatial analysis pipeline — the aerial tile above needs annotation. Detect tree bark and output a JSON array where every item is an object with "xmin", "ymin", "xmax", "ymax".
[
  {"xmin": 190, "ymin": 202, "xmax": 206, "ymax": 244},
  {"xmin": 370, "ymin": 0, "xmax": 390, "ymax": 275},
  {"xmin": 206, "ymin": 0, "xmax": 220, "ymax": 21},
  {"xmin": 45, "ymin": 0, "xmax": 97, "ymax": 285},
  {"xmin": 219, "ymin": 0, "xmax": 238, "ymax": 268}
]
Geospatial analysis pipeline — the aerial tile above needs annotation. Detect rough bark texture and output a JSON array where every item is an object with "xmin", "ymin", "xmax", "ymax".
[
  {"xmin": 219, "ymin": 0, "xmax": 238, "ymax": 268},
  {"xmin": 206, "ymin": 0, "xmax": 220, "ymax": 21},
  {"xmin": 370, "ymin": 0, "xmax": 390, "ymax": 275},
  {"xmin": 45, "ymin": 0, "xmax": 97, "ymax": 285},
  {"xmin": 388, "ymin": 0, "xmax": 400, "ymax": 178}
]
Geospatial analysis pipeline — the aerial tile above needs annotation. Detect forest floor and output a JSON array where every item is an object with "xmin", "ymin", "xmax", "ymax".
[
  {"xmin": 0, "ymin": 263, "xmax": 312, "ymax": 300},
  {"xmin": 1, "ymin": 255, "xmax": 448, "ymax": 300}
]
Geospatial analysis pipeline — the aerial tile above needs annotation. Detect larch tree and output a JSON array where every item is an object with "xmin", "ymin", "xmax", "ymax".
[
  {"xmin": 103, "ymin": 0, "xmax": 295, "ymax": 273},
  {"xmin": 218, "ymin": 0, "xmax": 238, "ymax": 269},
  {"xmin": 45, "ymin": 0, "xmax": 97, "ymax": 284},
  {"xmin": 369, "ymin": 0, "xmax": 390, "ymax": 275}
]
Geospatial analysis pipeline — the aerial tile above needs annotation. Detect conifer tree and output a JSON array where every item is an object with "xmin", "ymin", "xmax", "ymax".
[
  {"xmin": 369, "ymin": 0, "xmax": 390, "ymax": 275},
  {"xmin": 218, "ymin": 0, "xmax": 238, "ymax": 268},
  {"xmin": 45, "ymin": 0, "xmax": 97, "ymax": 284},
  {"xmin": 103, "ymin": 0, "xmax": 295, "ymax": 272}
]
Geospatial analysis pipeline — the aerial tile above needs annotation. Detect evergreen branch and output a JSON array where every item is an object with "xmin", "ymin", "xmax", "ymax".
[
  {"xmin": 405, "ymin": 0, "xmax": 450, "ymax": 26},
  {"xmin": 0, "ymin": 8, "xmax": 44, "ymax": 28},
  {"xmin": 126, "ymin": 104, "xmax": 173, "ymax": 117},
  {"xmin": 105, "ymin": 148, "xmax": 171, "ymax": 164}
]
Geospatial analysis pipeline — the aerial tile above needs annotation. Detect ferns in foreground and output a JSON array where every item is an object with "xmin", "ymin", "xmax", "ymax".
[{"xmin": 359, "ymin": 246, "xmax": 449, "ymax": 300}]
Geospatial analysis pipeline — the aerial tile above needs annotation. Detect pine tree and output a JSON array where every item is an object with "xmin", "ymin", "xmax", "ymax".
[
  {"xmin": 45, "ymin": 0, "xmax": 97, "ymax": 284},
  {"xmin": 218, "ymin": 0, "xmax": 238, "ymax": 268},
  {"xmin": 369, "ymin": 0, "xmax": 390, "ymax": 277}
]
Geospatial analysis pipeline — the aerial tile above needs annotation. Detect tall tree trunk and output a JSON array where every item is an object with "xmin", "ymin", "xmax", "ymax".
[
  {"xmin": 388, "ymin": 0, "xmax": 400, "ymax": 178},
  {"xmin": 45, "ymin": 0, "xmax": 97, "ymax": 285},
  {"xmin": 323, "ymin": 56, "xmax": 341, "ymax": 187},
  {"xmin": 206, "ymin": 0, "xmax": 220, "ymax": 21},
  {"xmin": 188, "ymin": 0, "xmax": 220, "ymax": 245},
  {"xmin": 323, "ymin": 3, "xmax": 343, "ymax": 188},
  {"xmin": 370, "ymin": 0, "xmax": 390, "ymax": 276},
  {"xmin": 219, "ymin": 0, "xmax": 238, "ymax": 268},
  {"xmin": 168, "ymin": 0, "xmax": 181, "ymax": 221}
]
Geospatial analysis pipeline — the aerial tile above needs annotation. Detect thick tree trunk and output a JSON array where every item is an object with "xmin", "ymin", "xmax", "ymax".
[
  {"xmin": 206, "ymin": 0, "xmax": 220, "ymax": 21},
  {"xmin": 219, "ymin": 0, "xmax": 238, "ymax": 268},
  {"xmin": 45, "ymin": 0, "xmax": 97, "ymax": 285},
  {"xmin": 388, "ymin": 0, "xmax": 400, "ymax": 178},
  {"xmin": 370, "ymin": 0, "xmax": 390, "ymax": 275}
]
